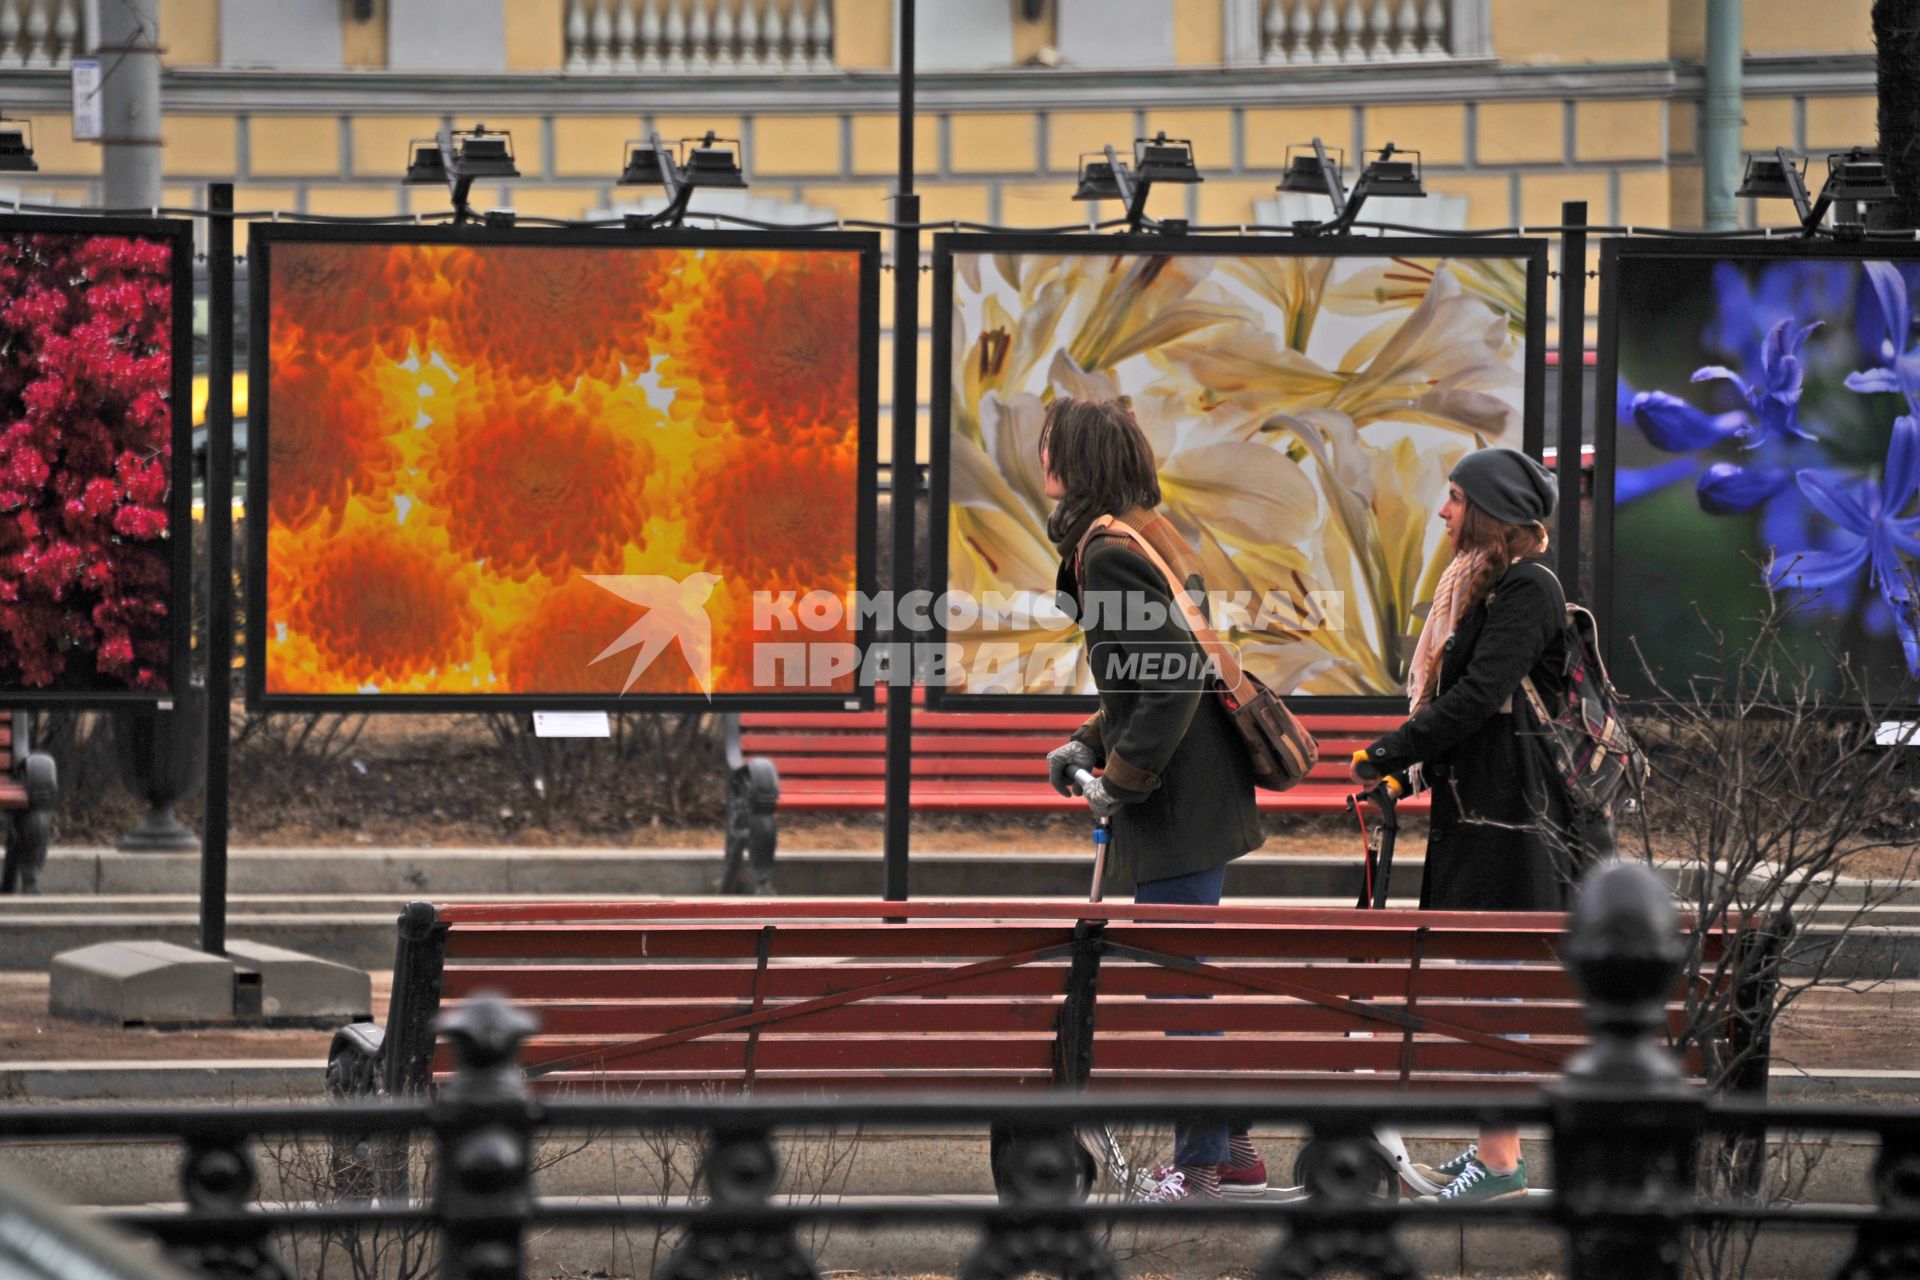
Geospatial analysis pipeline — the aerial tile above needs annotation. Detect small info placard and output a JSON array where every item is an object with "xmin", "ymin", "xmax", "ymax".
[
  {"xmin": 532, "ymin": 711, "xmax": 612, "ymax": 739},
  {"xmin": 1875, "ymin": 721, "xmax": 1920, "ymax": 748}
]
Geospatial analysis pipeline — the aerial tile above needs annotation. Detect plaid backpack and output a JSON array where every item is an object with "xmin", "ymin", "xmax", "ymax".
[{"xmin": 1507, "ymin": 562, "xmax": 1650, "ymax": 823}]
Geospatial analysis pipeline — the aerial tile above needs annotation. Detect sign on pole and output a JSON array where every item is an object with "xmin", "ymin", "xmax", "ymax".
[{"xmin": 70, "ymin": 57, "xmax": 102, "ymax": 142}]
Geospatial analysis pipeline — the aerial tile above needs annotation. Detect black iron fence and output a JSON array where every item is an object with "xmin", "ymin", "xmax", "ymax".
[{"xmin": 2, "ymin": 862, "xmax": 1917, "ymax": 1280}]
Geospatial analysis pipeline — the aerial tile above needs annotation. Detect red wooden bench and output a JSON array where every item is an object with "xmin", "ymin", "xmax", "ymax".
[
  {"xmin": 331, "ymin": 897, "xmax": 1766, "ymax": 1194},
  {"xmin": 0, "ymin": 710, "xmax": 58, "ymax": 895},
  {"xmin": 719, "ymin": 695, "xmax": 1428, "ymax": 888}
]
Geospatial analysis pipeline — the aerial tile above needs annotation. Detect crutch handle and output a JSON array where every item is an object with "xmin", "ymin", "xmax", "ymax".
[{"xmin": 1069, "ymin": 765, "xmax": 1098, "ymax": 795}]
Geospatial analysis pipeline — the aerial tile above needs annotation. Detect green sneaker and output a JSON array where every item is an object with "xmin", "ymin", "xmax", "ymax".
[
  {"xmin": 1434, "ymin": 1156, "xmax": 1527, "ymax": 1202},
  {"xmin": 1412, "ymin": 1142, "xmax": 1478, "ymax": 1187}
]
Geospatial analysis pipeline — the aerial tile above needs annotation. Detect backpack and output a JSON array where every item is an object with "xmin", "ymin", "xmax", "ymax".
[{"xmin": 1506, "ymin": 562, "xmax": 1650, "ymax": 823}]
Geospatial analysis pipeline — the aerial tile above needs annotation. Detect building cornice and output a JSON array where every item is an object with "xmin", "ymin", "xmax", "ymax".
[{"xmin": 0, "ymin": 54, "xmax": 1874, "ymax": 115}]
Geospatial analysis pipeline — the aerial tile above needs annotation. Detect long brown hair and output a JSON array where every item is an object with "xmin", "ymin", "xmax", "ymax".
[
  {"xmin": 1456, "ymin": 500, "xmax": 1549, "ymax": 606},
  {"xmin": 1038, "ymin": 397, "xmax": 1161, "ymax": 517}
]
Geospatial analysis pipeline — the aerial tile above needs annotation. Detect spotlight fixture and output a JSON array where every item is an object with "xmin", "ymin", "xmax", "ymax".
[
  {"xmin": 1280, "ymin": 140, "xmax": 1423, "ymax": 236},
  {"xmin": 617, "ymin": 130, "xmax": 748, "ymax": 227},
  {"xmin": 1072, "ymin": 154, "xmax": 1126, "ymax": 202},
  {"xmin": 1279, "ymin": 145, "xmax": 1344, "ymax": 197},
  {"xmin": 1824, "ymin": 148, "xmax": 1895, "ymax": 204},
  {"xmin": 0, "ymin": 115, "xmax": 37, "ymax": 173},
  {"xmin": 399, "ymin": 123, "xmax": 519, "ymax": 224},
  {"xmin": 619, "ymin": 133, "xmax": 680, "ymax": 187},
  {"xmin": 1736, "ymin": 149, "xmax": 1807, "ymax": 202},
  {"xmin": 682, "ymin": 133, "xmax": 747, "ymax": 188},
  {"xmin": 1072, "ymin": 132, "xmax": 1204, "ymax": 234},
  {"xmin": 1741, "ymin": 145, "xmax": 1895, "ymax": 236},
  {"xmin": 1133, "ymin": 132, "xmax": 1203, "ymax": 185}
]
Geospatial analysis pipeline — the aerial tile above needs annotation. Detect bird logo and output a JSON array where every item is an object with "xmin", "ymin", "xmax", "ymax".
[{"xmin": 583, "ymin": 572, "xmax": 723, "ymax": 697}]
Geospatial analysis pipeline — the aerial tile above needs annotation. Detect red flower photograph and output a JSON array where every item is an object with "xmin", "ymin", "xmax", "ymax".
[{"xmin": 0, "ymin": 222, "xmax": 183, "ymax": 696}]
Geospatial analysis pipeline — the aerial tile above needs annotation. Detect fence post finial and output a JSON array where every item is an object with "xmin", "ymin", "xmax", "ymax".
[
  {"xmin": 1551, "ymin": 860, "xmax": 1699, "ymax": 1280},
  {"xmin": 433, "ymin": 994, "xmax": 539, "ymax": 1280}
]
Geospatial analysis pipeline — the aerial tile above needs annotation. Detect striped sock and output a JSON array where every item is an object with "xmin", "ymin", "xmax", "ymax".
[
  {"xmin": 1227, "ymin": 1135, "xmax": 1260, "ymax": 1169},
  {"xmin": 1178, "ymin": 1162, "xmax": 1222, "ymax": 1195}
]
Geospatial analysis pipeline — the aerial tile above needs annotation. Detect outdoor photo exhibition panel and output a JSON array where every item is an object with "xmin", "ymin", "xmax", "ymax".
[
  {"xmin": 0, "ymin": 213, "xmax": 195, "ymax": 707},
  {"xmin": 1597, "ymin": 238, "xmax": 1920, "ymax": 706},
  {"xmin": 927, "ymin": 232, "xmax": 1550, "ymax": 712},
  {"xmin": 246, "ymin": 225, "xmax": 881, "ymax": 712}
]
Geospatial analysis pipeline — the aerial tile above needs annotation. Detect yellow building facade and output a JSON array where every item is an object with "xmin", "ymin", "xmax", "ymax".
[{"xmin": 0, "ymin": 0, "xmax": 1881, "ymax": 455}]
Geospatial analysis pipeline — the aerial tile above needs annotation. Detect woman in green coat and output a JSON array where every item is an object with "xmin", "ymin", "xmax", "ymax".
[{"xmin": 1037, "ymin": 397, "xmax": 1265, "ymax": 1203}]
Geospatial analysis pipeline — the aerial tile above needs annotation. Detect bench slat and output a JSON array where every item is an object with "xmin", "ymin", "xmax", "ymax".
[
  {"xmin": 443, "ymin": 922, "xmax": 1569, "ymax": 964},
  {"xmin": 765, "ymin": 788, "xmax": 1430, "ymax": 813},
  {"xmin": 520, "ymin": 1070, "xmax": 1556, "ymax": 1096},
  {"xmin": 432, "ymin": 900, "xmax": 1575, "ymax": 927},
  {"xmin": 469, "ymin": 996, "xmax": 1632, "ymax": 1039},
  {"xmin": 440, "ymin": 962, "xmax": 1591, "ymax": 1003},
  {"xmin": 494, "ymin": 1034, "xmax": 1610, "ymax": 1076}
]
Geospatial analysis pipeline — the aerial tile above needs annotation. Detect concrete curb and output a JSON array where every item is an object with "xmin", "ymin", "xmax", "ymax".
[
  {"xmin": 0, "ymin": 1059, "xmax": 325, "ymax": 1101},
  {"xmin": 38, "ymin": 846, "xmax": 1920, "ymax": 905}
]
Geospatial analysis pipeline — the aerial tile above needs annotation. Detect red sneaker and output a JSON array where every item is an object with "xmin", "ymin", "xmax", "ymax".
[{"xmin": 1219, "ymin": 1158, "xmax": 1269, "ymax": 1197}]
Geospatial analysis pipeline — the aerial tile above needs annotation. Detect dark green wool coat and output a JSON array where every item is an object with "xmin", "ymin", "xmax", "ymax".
[
  {"xmin": 1056, "ymin": 522, "xmax": 1264, "ymax": 893},
  {"xmin": 1365, "ymin": 557, "xmax": 1581, "ymax": 912}
]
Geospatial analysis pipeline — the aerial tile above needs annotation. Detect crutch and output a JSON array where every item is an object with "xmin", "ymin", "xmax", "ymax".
[
  {"xmin": 1346, "ymin": 776, "xmax": 1402, "ymax": 910},
  {"xmin": 1066, "ymin": 766, "xmax": 1158, "ymax": 1199},
  {"xmin": 1354, "ymin": 778, "xmax": 1448, "ymax": 1198}
]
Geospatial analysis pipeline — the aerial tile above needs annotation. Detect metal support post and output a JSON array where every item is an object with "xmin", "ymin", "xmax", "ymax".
[
  {"xmin": 882, "ymin": 0, "xmax": 919, "ymax": 902},
  {"xmin": 1555, "ymin": 200, "xmax": 1587, "ymax": 594},
  {"xmin": 200, "ymin": 183, "xmax": 234, "ymax": 957}
]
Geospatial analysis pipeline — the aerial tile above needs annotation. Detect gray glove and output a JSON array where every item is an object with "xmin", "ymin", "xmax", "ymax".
[
  {"xmin": 1082, "ymin": 775, "xmax": 1125, "ymax": 819},
  {"xmin": 1046, "ymin": 739, "xmax": 1096, "ymax": 797}
]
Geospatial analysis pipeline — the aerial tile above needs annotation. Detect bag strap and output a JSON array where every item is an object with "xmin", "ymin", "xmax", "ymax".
[{"xmin": 1077, "ymin": 514, "xmax": 1257, "ymax": 703}]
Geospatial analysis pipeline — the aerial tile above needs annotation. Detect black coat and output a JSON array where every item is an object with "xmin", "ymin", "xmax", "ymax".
[
  {"xmin": 1059, "ymin": 528, "xmax": 1264, "ymax": 893},
  {"xmin": 1366, "ymin": 558, "xmax": 1580, "ymax": 913}
]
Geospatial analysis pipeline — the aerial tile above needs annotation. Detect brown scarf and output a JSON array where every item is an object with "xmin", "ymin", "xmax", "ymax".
[{"xmin": 1047, "ymin": 495, "xmax": 1102, "ymax": 560}]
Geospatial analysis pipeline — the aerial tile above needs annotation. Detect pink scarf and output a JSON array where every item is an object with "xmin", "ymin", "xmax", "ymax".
[{"xmin": 1406, "ymin": 549, "xmax": 1488, "ymax": 714}]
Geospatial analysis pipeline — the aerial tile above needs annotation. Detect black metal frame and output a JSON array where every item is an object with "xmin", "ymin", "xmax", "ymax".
[
  {"xmin": 243, "ymin": 222, "xmax": 884, "ymax": 713},
  {"xmin": 0, "ymin": 212, "xmax": 196, "ymax": 708},
  {"xmin": 924, "ymin": 231, "xmax": 1552, "ymax": 713},
  {"xmin": 1593, "ymin": 235, "xmax": 1920, "ymax": 706}
]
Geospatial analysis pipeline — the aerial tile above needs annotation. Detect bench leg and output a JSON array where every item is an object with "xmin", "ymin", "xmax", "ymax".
[
  {"xmin": 721, "ymin": 758, "xmax": 779, "ymax": 895},
  {"xmin": 2, "ymin": 810, "xmax": 50, "ymax": 895}
]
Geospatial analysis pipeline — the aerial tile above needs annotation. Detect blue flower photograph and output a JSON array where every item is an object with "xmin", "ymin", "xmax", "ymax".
[{"xmin": 1607, "ymin": 249, "xmax": 1920, "ymax": 702}]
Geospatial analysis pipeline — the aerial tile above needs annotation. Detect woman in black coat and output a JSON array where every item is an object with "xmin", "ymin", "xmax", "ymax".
[
  {"xmin": 1037, "ymin": 397, "xmax": 1265, "ymax": 1204},
  {"xmin": 1352, "ymin": 446, "xmax": 1574, "ymax": 1203}
]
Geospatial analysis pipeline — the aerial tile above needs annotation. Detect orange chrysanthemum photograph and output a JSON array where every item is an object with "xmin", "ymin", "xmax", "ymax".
[
  {"xmin": 658, "ymin": 250, "xmax": 861, "ymax": 445},
  {"xmin": 260, "ymin": 235, "xmax": 867, "ymax": 698}
]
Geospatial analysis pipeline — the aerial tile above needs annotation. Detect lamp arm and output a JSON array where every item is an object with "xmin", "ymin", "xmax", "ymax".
[
  {"xmin": 651, "ymin": 130, "xmax": 680, "ymax": 194},
  {"xmin": 436, "ymin": 131, "xmax": 474, "ymax": 225},
  {"xmin": 1103, "ymin": 143, "xmax": 1153, "ymax": 233},
  {"xmin": 1778, "ymin": 146, "xmax": 1821, "ymax": 234},
  {"xmin": 1312, "ymin": 137, "xmax": 1347, "ymax": 219}
]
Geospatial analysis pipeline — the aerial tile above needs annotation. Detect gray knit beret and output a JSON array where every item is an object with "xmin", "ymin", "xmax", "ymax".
[{"xmin": 1450, "ymin": 447, "xmax": 1556, "ymax": 525}]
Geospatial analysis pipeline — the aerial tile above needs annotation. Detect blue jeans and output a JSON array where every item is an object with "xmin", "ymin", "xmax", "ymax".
[{"xmin": 1135, "ymin": 864, "xmax": 1244, "ymax": 1168}]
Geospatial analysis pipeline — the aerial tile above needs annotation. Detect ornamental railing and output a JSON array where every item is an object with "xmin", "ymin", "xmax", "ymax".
[
  {"xmin": 3, "ymin": 863, "xmax": 1917, "ymax": 1280},
  {"xmin": 1258, "ymin": 0, "xmax": 1456, "ymax": 64},
  {"xmin": 563, "ymin": 0, "xmax": 835, "ymax": 74},
  {"xmin": 0, "ymin": 0, "xmax": 87, "ymax": 69}
]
